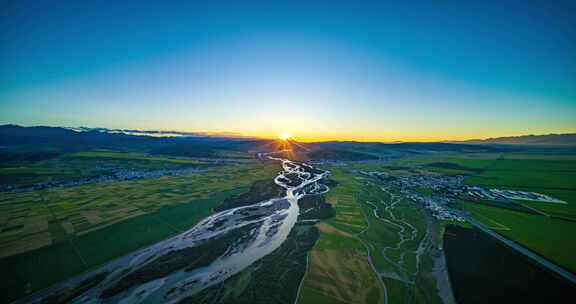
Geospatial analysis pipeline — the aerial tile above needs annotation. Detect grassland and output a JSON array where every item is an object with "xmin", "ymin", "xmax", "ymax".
[
  {"xmin": 387, "ymin": 150, "xmax": 576, "ymax": 273},
  {"xmin": 462, "ymin": 153, "xmax": 576, "ymax": 272},
  {"xmin": 0, "ymin": 150, "xmax": 213, "ymax": 188},
  {"xmin": 71, "ymin": 151, "xmax": 207, "ymax": 165},
  {"xmin": 392, "ymin": 152, "xmax": 501, "ymax": 176},
  {"xmin": 466, "ymin": 158, "xmax": 576, "ymax": 190},
  {"xmin": 298, "ymin": 167, "xmax": 384, "ymax": 304},
  {"xmin": 3, "ymin": 146, "xmax": 575, "ymax": 303},
  {"xmin": 357, "ymin": 179, "xmax": 443, "ymax": 304},
  {"xmin": 331, "ymin": 150, "xmax": 576, "ymax": 300},
  {"xmin": 464, "ymin": 201, "xmax": 576, "ymax": 271},
  {"xmin": 0, "ymin": 161, "xmax": 278, "ymax": 303},
  {"xmin": 299, "ymin": 166, "xmax": 443, "ymax": 304}
]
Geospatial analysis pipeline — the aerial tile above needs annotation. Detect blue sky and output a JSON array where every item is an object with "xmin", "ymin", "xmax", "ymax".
[{"xmin": 1, "ymin": 0, "xmax": 575, "ymax": 141}]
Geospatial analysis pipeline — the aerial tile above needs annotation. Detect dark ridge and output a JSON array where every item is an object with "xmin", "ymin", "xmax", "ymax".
[
  {"xmin": 0, "ymin": 124, "xmax": 275, "ymax": 156},
  {"xmin": 455, "ymin": 133, "xmax": 576, "ymax": 146}
]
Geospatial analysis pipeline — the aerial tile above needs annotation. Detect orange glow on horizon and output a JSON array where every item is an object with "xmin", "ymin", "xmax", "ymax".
[
  {"xmin": 135, "ymin": 125, "xmax": 576, "ymax": 143},
  {"xmin": 241, "ymin": 131, "xmax": 572, "ymax": 143},
  {"xmin": 246, "ymin": 131, "xmax": 485, "ymax": 143}
]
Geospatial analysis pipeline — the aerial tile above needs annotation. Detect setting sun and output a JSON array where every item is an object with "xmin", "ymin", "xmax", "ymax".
[{"xmin": 279, "ymin": 132, "xmax": 291, "ymax": 141}]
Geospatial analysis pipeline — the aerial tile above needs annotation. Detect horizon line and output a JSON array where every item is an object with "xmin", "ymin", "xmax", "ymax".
[{"xmin": 2, "ymin": 122, "xmax": 575, "ymax": 144}]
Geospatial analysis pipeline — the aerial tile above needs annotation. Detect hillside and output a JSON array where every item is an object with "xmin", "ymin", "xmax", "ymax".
[{"xmin": 455, "ymin": 133, "xmax": 576, "ymax": 146}]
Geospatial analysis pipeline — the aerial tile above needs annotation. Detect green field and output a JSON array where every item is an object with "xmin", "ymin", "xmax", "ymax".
[
  {"xmin": 356, "ymin": 178, "xmax": 442, "ymax": 304},
  {"xmin": 334, "ymin": 150, "xmax": 576, "ymax": 301},
  {"xmin": 464, "ymin": 202, "xmax": 576, "ymax": 271},
  {"xmin": 71, "ymin": 151, "xmax": 207, "ymax": 165},
  {"xmin": 466, "ymin": 158, "xmax": 576, "ymax": 190},
  {"xmin": 0, "ymin": 150, "xmax": 214, "ymax": 188},
  {"xmin": 462, "ymin": 153, "xmax": 576, "ymax": 272},
  {"xmin": 299, "ymin": 167, "xmax": 384, "ymax": 304},
  {"xmin": 2, "ymin": 147, "xmax": 575, "ymax": 303},
  {"xmin": 0, "ymin": 162, "xmax": 278, "ymax": 303},
  {"xmin": 392, "ymin": 151, "xmax": 576, "ymax": 273},
  {"xmin": 299, "ymin": 166, "xmax": 443, "ymax": 304}
]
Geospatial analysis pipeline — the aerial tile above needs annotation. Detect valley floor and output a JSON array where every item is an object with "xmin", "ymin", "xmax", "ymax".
[{"xmin": 298, "ymin": 167, "xmax": 447, "ymax": 304}]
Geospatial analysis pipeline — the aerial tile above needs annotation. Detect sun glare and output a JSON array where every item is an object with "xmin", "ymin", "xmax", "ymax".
[{"xmin": 279, "ymin": 132, "xmax": 291, "ymax": 141}]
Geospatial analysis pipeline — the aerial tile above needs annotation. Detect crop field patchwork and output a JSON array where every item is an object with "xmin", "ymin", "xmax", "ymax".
[
  {"xmin": 1, "ymin": 145, "xmax": 575, "ymax": 304},
  {"xmin": 0, "ymin": 150, "xmax": 217, "ymax": 189},
  {"xmin": 0, "ymin": 162, "xmax": 279, "ymax": 303}
]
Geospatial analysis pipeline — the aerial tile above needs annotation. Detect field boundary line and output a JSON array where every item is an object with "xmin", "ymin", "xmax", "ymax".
[
  {"xmin": 294, "ymin": 235, "xmax": 316, "ymax": 304},
  {"xmin": 68, "ymin": 239, "xmax": 88, "ymax": 268},
  {"xmin": 470, "ymin": 211, "xmax": 511, "ymax": 231}
]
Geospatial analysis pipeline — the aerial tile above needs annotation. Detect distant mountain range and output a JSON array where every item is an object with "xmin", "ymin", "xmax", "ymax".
[
  {"xmin": 62, "ymin": 126, "xmax": 250, "ymax": 139},
  {"xmin": 1, "ymin": 125, "xmax": 574, "ymax": 162},
  {"xmin": 453, "ymin": 133, "xmax": 576, "ymax": 146},
  {"xmin": 0, "ymin": 124, "xmax": 271, "ymax": 158}
]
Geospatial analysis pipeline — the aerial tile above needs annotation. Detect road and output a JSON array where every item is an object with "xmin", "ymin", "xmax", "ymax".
[{"xmin": 463, "ymin": 215, "xmax": 576, "ymax": 285}]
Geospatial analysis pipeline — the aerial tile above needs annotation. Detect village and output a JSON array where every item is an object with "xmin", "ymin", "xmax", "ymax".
[
  {"xmin": 0, "ymin": 167, "xmax": 204, "ymax": 193},
  {"xmin": 359, "ymin": 169, "xmax": 564, "ymax": 222}
]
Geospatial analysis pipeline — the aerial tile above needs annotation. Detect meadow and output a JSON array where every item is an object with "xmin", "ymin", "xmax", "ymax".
[
  {"xmin": 299, "ymin": 166, "xmax": 443, "ymax": 304},
  {"xmin": 464, "ymin": 202, "xmax": 576, "ymax": 271},
  {"xmin": 385, "ymin": 150, "xmax": 576, "ymax": 273},
  {"xmin": 356, "ymin": 178, "xmax": 442, "ymax": 304},
  {"xmin": 462, "ymin": 152, "xmax": 576, "ymax": 272},
  {"xmin": 298, "ymin": 167, "xmax": 384, "ymax": 304}
]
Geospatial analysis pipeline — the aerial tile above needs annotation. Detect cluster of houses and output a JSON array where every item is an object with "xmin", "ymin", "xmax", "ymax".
[
  {"xmin": 406, "ymin": 192, "xmax": 465, "ymax": 222},
  {"xmin": 360, "ymin": 171, "xmax": 465, "ymax": 221},
  {"xmin": 392, "ymin": 173, "xmax": 464, "ymax": 192},
  {"xmin": 358, "ymin": 170, "xmax": 390, "ymax": 179},
  {"xmin": 1, "ymin": 167, "xmax": 204, "ymax": 193},
  {"xmin": 362, "ymin": 169, "xmax": 566, "ymax": 223},
  {"xmin": 465, "ymin": 187, "xmax": 565, "ymax": 204},
  {"xmin": 390, "ymin": 173, "xmax": 564, "ymax": 205}
]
